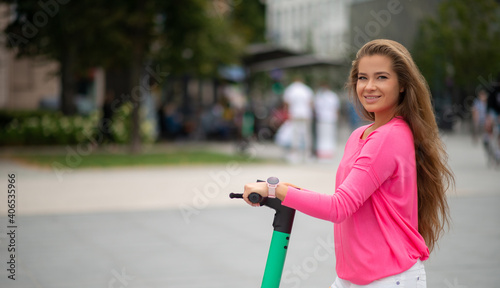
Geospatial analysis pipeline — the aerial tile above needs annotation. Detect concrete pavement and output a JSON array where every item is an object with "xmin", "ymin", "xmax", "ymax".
[{"xmin": 0, "ymin": 131, "xmax": 499, "ymax": 287}]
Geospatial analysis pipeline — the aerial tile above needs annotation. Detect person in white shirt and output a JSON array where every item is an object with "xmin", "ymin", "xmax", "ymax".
[
  {"xmin": 314, "ymin": 83, "xmax": 340, "ymax": 160},
  {"xmin": 283, "ymin": 77, "xmax": 314, "ymax": 163}
]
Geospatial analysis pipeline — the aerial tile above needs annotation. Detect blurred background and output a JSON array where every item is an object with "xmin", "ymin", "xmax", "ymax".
[
  {"xmin": 0, "ymin": 0, "xmax": 499, "ymax": 154},
  {"xmin": 0, "ymin": 1, "xmax": 499, "ymax": 288}
]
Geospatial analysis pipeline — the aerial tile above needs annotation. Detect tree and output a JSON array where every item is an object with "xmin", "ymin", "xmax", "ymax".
[
  {"xmin": 107, "ymin": 0, "xmax": 158, "ymax": 153},
  {"xmin": 2, "ymin": 0, "xmax": 127, "ymax": 115},
  {"xmin": 107, "ymin": 0, "xmax": 246, "ymax": 152},
  {"xmin": 155, "ymin": 1, "xmax": 244, "ymax": 77},
  {"xmin": 152, "ymin": 1, "xmax": 247, "ymax": 143},
  {"xmin": 1, "ymin": 0, "xmax": 253, "ymax": 152},
  {"xmin": 230, "ymin": 0, "xmax": 266, "ymax": 44},
  {"xmin": 413, "ymin": 0, "xmax": 500, "ymax": 123}
]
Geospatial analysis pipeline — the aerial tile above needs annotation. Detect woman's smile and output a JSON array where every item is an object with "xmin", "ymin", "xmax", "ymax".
[{"xmin": 363, "ymin": 95, "xmax": 381, "ymax": 104}]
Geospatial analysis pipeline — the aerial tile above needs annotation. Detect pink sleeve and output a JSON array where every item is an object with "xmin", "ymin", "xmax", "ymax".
[
  {"xmin": 282, "ymin": 164, "xmax": 379, "ymax": 223},
  {"xmin": 282, "ymin": 127, "xmax": 409, "ymax": 223}
]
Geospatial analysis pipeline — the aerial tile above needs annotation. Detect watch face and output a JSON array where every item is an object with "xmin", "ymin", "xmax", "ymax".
[{"xmin": 267, "ymin": 176, "xmax": 279, "ymax": 185}]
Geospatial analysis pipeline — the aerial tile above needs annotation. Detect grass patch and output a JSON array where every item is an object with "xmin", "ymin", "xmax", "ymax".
[{"xmin": 6, "ymin": 150, "xmax": 264, "ymax": 168}]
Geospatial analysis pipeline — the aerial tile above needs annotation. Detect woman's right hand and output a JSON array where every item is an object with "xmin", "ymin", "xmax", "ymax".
[
  {"xmin": 243, "ymin": 181, "xmax": 295, "ymax": 206},
  {"xmin": 242, "ymin": 182, "xmax": 268, "ymax": 207}
]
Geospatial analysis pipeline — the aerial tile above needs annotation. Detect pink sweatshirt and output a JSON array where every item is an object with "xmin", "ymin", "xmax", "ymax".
[{"xmin": 282, "ymin": 117, "xmax": 429, "ymax": 285}]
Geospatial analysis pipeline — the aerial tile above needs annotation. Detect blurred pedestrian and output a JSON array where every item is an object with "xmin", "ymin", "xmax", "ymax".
[
  {"xmin": 283, "ymin": 76, "xmax": 314, "ymax": 163},
  {"xmin": 487, "ymin": 74, "xmax": 500, "ymax": 120},
  {"xmin": 100, "ymin": 91, "xmax": 115, "ymax": 144},
  {"xmin": 314, "ymin": 83, "xmax": 340, "ymax": 160},
  {"xmin": 485, "ymin": 75, "xmax": 500, "ymax": 165},
  {"xmin": 347, "ymin": 100, "xmax": 365, "ymax": 131},
  {"xmin": 163, "ymin": 103, "xmax": 183, "ymax": 139},
  {"xmin": 472, "ymin": 89, "xmax": 488, "ymax": 144},
  {"xmin": 243, "ymin": 39, "xmax": 455, "ymax": 287},
  {"xmin": 272, "ymin": 101, "xmax": 292, "ymax": 152}
]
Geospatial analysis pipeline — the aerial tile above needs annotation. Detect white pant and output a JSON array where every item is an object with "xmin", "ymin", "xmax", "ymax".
[
  {"xmin": 289, "ymin": 118, "xmax": 312, "ymax": 162},
  {"xmin": 330, "ymin": 260, "xmax": 426, "ymax": 288},
  {"xmin": 316, "ymin": 121, "xmax": 337, "ymax": 159}
]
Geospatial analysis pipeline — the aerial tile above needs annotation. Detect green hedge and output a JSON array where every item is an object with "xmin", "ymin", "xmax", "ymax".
[
  {"xmin": 0, "ymin": 110, "xmax": 99, "ymax": 146},
  {"xmin": 0, "ymin": 104, "xmax": 156, "ymax": 146}
]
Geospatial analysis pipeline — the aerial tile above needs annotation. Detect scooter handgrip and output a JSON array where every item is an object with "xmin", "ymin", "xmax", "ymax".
[
  {"xmin": 229, "ymin": 192, "xmax": 263, "ymax": 204},
  {"xmin": 248, "ymin": 193, "xmax": 263, "ymax": 204},
  {"xmin": 229, "ymin": 193, "xmax": 243, "ymax": 199}
]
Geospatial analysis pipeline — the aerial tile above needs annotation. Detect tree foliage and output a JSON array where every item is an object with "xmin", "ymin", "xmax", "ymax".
[
  {"xmin": 155, "ymin": 1, "xmax": 245, "ymax": 77},
  {"xmin": 1, "ymin": 0, "xmax": 265, "ymax": 151},
  {"xmin": 2, "ymin": 0, "xmax": 120, "ymax": 115},
  {"xmin": 231, "ymin": 0, "xmax": 266, "ymax": 44},
  {"xmin": 1, "ymin": 0, "xmax": 249, "ymax": 108},
  {"xmin": 413, "ymin": 0, "xmax": 500, "ymax": 99}
]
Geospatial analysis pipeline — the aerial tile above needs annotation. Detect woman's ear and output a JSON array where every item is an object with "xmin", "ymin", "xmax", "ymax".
[{"xmin": 400, "ymin": 87, "xmax": 405, "ymax": 93}]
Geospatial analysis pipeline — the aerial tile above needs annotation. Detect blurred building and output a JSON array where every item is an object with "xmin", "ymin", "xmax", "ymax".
[
  {"xmin": 0, "ymin": 48, "xmax": 60, "ymax": 110},
  {"xmin": 0, "ymin": 4, "xmax": 59, "ymax": 110},
  {"xmin": 0, "ymin": 4, "xmax": 104, "ymax": 112},
  {"xmin": 266, "ymin": 0, "xmax": 353, "ymax": 62},
  {"xmin": 265, "ymin": 0, "xmax": 442, "ymax": 62},
  {"xmin": 349, "ymin": 0, "xmax": 442, "ymax": 52}
]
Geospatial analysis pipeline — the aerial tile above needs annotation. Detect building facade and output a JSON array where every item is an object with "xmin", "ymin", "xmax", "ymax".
[
  {"xmin": 0, "ymin": 4, "xmax": 104, "ymax": 112},
  {"xmin": 0, "ymin": 5, "xmax": 61, "ymax": 110},
  {"xmin": 349, "ymin": 0, "xmax": 442, "ymax": 52},
  {"xmin": 265, "ymin": 0, "xmax": 442, "ymax": 63},
  {"xmin": 266, "ymin": 0, "xmax": 354, "ymax": 62}
]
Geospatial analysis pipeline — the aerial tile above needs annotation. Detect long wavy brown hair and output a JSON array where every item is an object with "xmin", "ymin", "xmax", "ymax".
[{"xmin": 346, "ymin": 39, "xmax": 455, "ymax": 253}]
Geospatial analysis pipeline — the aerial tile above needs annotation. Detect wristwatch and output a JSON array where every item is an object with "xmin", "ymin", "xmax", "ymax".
[{"xmin": 266, "ymin": 176, "xmax": 279, "ymax": 198}]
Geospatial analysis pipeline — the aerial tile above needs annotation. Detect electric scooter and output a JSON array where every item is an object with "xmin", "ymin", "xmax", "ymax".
[{"xmin": 230, "ymin": 181, "xmax": 296, "ymax": 288}]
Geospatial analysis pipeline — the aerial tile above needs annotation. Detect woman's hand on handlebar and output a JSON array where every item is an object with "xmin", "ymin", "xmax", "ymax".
[
  {"xmin": 243, "ymin": 181, "xmax": 295, "ymax": 206},
  {"xmin": 243, "ymin": 182, "xmax": 268, "ymax": 207}
]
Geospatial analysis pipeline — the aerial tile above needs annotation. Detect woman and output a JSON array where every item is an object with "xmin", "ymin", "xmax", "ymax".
[{"xmin": 243, "ymin": 39, "xmax": 454, "ymax": 287}]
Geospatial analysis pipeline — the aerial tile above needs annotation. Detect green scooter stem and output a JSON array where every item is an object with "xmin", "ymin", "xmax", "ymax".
[
  {"xmin": 259, "ymin": 196, "xmax": 295, "ymax": 288},
  {"xmin": 261, "ymin": 230, "xmax": 291, "ymax": 288},
  {"xmin": 229, "ymin": 188, "xmax": 296, "ymax": 288}
]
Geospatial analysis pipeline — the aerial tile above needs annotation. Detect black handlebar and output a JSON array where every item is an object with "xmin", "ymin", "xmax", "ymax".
[
  {"xmin": 229, "ymin": 180, "xmax": 296, "ymax": 234},
  {"xmin": 229, "ymin": 192, "xmax": 263, "ymax": 204}
]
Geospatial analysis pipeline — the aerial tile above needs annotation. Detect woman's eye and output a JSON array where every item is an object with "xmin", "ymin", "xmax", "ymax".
[
  {"xmin": 378, "ymin": 76, "xmax": 388, "ymax": 79},
  {"xmin": 358, "ymin": 76, "xmax": 367, "ymax": 80}
]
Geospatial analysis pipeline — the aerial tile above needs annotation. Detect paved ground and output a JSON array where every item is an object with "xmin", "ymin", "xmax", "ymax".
[{"xmin": 0, "ymin": 130, "xmax": 498, "ymax": 287}]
